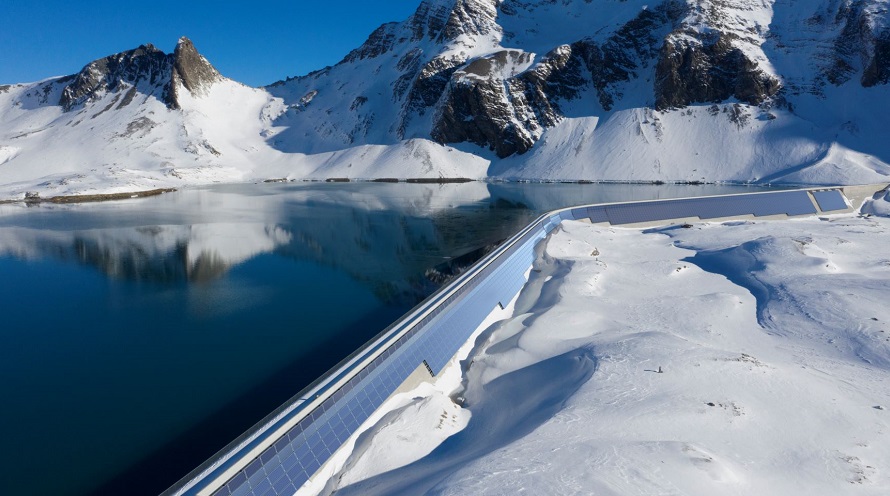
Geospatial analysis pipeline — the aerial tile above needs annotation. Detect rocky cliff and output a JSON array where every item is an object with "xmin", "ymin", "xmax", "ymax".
[
  {"xmin": 266, "ymin": 0, "xmax": 890, "ymax": 165},
  {"xmin": 57, "ymin": 36, "xmax": 221, "ymax": 111}
]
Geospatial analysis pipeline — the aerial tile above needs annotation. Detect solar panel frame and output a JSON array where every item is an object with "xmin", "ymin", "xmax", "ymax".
[{"xmin": 812, "ymin": 190, "xmax": 849, "ymax": 212}]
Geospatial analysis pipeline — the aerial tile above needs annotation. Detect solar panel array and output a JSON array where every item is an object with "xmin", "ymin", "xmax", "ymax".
[
  {"xmin": 812, "ymin": 190, "xmax": 849, "ymax": 212},
  {"xmin": 582, "ymin": 190, "xmax": 819, "ymax": 225},
  {"xmin": 171, "ymin": 188, "xmax": 845, "ymax": 496},
  {"xmin": 179, "ymin": 219, "xmax": 552, "ymax": 496}
]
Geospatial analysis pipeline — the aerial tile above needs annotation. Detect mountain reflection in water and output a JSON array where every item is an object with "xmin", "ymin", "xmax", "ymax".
[
  {"xmin": 0, "ymin": 181, "xmax": 765, "ymax": 496},
  {"xmin": 1, "ymin": 182, "xmax": 537, "ymax": 304}
]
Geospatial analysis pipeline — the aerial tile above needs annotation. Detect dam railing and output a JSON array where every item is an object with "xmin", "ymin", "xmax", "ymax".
[{"xmin": 165, "ymin": 186, "xmax": 853, "ymax": 496}]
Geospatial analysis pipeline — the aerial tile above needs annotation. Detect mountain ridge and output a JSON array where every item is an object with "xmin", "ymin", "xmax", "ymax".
[{"xmin": 1, "ymin": 0, "xmax": 889, "ymax": 200}]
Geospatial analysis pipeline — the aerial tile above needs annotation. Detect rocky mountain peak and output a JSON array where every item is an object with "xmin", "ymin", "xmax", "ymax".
[
  {"xmin": 59, "ymin": 43, "xmax": 170, "ymax": 111},
  {"xmin": 57, "ymin": 37, "xmax": 222, "ymax": 112},
  {"xmin": 170, "ymin": 36, "xmax": 223, "ymax": 105},
  {"xmin": 341, "ymin": 0, "xmax": 500, "ymax": 65},
  {"xmin": 266, "ymin": 0, "xmax": 890, "ymax": 163},
  {"xmin": 401, "ymin": 0, "xmax": 500, "ymax": 43},
  {"xmin": 437, "ymin": 0, "xmax": 500, "ymax": 42}
]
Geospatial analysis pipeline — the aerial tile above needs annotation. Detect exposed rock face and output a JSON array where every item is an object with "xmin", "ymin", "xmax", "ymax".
[
  {"xmin": 437, "ymin": 0, "xmax": 500, "ymax": 41},
  {"xmin": 58, "ymin": 37, "xmax": 221, "ymax": 111},
  {"xmin": 862, "ymin": 31, "xmax": 890, "ymax": 87},
  {"xmin": 429, "ymin": 1, "xmax": 685, "ymax": 156},
  {"xmin": 59, "ymin": 44, "xmax": 171, "ymax": 111},
  {"xmin": 342, "ymin": 23, "xmax": 401, "ymax": 63},
  {"xmin": 400, "ymin": 0, "xmax": 503, "ymax": 133},
  {"xmin": 266, "ymin": 0, "xmax": 890, "ymax": 160},
  {"xmin": 432, "ymin": 50, "xmax": 536, "ymax": 157},
  {"xmin": 170, "ymin": 37, "xmax": 223, "ymax": 103},
  {"xmin": 825, "ymin": 1, "xmax": 871, "ymax": 85},
  {"xmin": 406, "ymin": 54, "xmax": 465, "ymax": 114},
  {"xmin": 655, "ymin": 31, "xmax": 781, "ymax": 110}
]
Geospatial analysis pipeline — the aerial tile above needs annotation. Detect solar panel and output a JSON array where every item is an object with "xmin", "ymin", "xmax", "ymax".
[
  {"xmin": 812, "ymin": 190, "xmax": 849, "ymax": 212},
  {"xmin": 643, "ymin": 198, "xmax": 699, "ymax": 220},
  {"xmin": 604, "ymin": 203, "xmax": 657, "ymax": 224},
  {"xmin": 607, "ymin": 199, "xmax": 710, "ymax": 225},
  {"xmin": 697, "ymin": 196, "xmax": 755, "ymax": 219},
  {"xmin": 786, "ymin": 191, "xmax": 819, "ymax": 215},
  {"xmin": 565, "ymin": 207, "xmax": 582, "ymax": 221},
  {"xmin": 586, "ymin": 207, "xmax": 609, "ymax": 223},
  {"xmin": 229, "ymin": 472, "xmax": 247, "ymax": 489},
  {"xmin": 272, "ymin": 476, "xmax": 293, "ymax": 494}
]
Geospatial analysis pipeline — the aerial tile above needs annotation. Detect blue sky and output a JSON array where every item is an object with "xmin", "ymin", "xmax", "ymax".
[{"xmin": 0, "ymin": 1, "xmax": 418, "ymax": 86}]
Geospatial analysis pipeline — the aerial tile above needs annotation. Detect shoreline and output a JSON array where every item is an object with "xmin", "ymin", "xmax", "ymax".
[
  {"xmin": 0, "ymin": 177, "xmax": 786, "ymax": 205},
  {"xmin": 0, "ymin": 188, "xmax": 177, "ymax": 205}
]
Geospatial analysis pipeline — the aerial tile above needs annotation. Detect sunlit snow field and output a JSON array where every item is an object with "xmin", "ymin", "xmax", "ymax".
[{"xmin": 318, "ymin": 188, "xmax": 890, "ymax": 495}]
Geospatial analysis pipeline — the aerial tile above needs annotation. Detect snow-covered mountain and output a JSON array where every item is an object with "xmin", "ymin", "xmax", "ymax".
[
  {"xmin": 2, "ymin": 0, "xmax": 890, "ymax": 199},
  {"xmin": 0, "ymin": 35, "xmax": 486, "ymax": 200},
  {"xmin": 0, "ymin": 37, "xmax": 285, "ymax": 197}
]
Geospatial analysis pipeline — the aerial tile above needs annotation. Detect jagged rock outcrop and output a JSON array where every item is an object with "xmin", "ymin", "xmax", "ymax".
[
  {"xmin": 863, "ymin": 31, "xmax": 890, "ymax": 86},
  {"xmin": 339, "ymin": 0, "xmax": 497, "ymax": 66},
  {"xmin": 342, "ymin": 23, "xmax": 401, "ymax": 63},
  {"xmin": 437, "ymin": 0, "xmax": 500, "ymax": 41},
  {"xmin": 58, "ymin": 37, "xmax": 221, "ymax": 112},
  {"xmin": 169, "ymin": 37, "xmax": 223, "ymax": 104},
  {"xmin": 581, "ymin": 2, "xmax": 686, "ymax": 109},
  {"xmin": 654, "ymin": 31, "xmax": 781, "ymax": 110},
  {"xmin": 262, "ymin": 0, "xmax": 890, "ymax": 160},
  {"xmin": 59, "ymin": 44, "xmax": 171, "ymax": 111},
  {"xmin": 432, "ymin": 50, "xmax": 536, "ymax": 157},
  {"xmin": 400, "ymin": 0, "xmax": 502, "ymax": 130},
  {"xmin": 819, "ymin": 2, "xmax": 890, "ymax": 89},
  {"xmin": 406, "ymin": 54, "xmax": 465, "ymax": 113},
  {"xmin": 429, "ymin": 1, "xmax": 685, "ymax": 156}
]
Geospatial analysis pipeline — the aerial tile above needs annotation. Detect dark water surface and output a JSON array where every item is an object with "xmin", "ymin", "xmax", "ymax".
[{"xmin": 0, "ymin": 181, "xmax": 765, "ymax": 495}]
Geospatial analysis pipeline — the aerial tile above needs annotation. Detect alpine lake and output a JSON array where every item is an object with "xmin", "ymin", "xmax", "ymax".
[{"xmin": 0, "ymin": 180, "xmax": 771, "ymax": 495}]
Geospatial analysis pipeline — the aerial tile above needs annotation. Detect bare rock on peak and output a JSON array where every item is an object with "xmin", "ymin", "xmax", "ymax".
[
  {"xmin": 170, "ymin": 36, "xmax": 223, "ymax": 107},
  {"xmin": 57, "ymin": 37, "xmax": 223, "ymax": 112},
  {"xmin": 59, "ymin": 44, "xmax": 170, "ymax": 111}
]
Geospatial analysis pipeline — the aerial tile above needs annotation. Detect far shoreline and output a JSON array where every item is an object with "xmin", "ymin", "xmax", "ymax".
[
  {"xmin": 0, "ymin": 188, "xmax": 177, "ymax": 205},
  {"xmin": 0, "ymin": 178, "xmax": 787, "ymax": 205}
]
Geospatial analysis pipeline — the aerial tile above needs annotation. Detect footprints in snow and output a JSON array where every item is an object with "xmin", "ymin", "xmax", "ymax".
[
  {"xmin": 837, "ymin": 451, "xmax": 877, "ymax": 485},
  {"xmin": 702, "ymin": 400, "xmax": 745, "ymax": 419}
]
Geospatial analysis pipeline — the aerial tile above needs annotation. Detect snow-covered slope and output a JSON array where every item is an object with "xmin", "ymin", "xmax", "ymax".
[
  {"xmin": 2, "ymin": 0, "xmax": 890, "ymax": 198},
  {"xmin": 0, "ymin": 38, "xmax": 278, "ymax": 197},
  {"xmin": 321, "ymin": 202, "xmax": 890, "ymax": 495},
  {"xmin": 267, "ymin": 0, "xmax": 890, "ymax": 184},
  {"xmin": 0, "ymin": 37, "xmax": 487, "ymax": 200}
]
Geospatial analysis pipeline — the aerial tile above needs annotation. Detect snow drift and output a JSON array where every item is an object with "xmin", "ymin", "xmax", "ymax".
[{"xmin": 321, "ymin": 206, "xmax": 890, "ymax": 495}]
